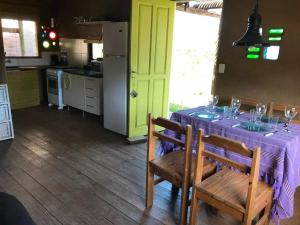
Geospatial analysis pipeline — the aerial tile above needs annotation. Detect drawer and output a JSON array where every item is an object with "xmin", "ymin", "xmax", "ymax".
[
  {"xmin": 85, "ymin": 104, "xmax": 98, "ymax": 115},
  {"xmin": 85, "ymin": 87, "xmax": 98, "ymax": 97},
  {"xmin": 85, "ymin": 96, "xmax": 99, "ymax": 115},
  {"xmin": 85, "ymin": 96, "xmax": 98, "ymax": 107},
  {"xmin": 0, "ymin": 86, "xmax": 8, "ymax": 104},
  {"xmin": 85, "ymin": 78, "xmax": 99, "ymax": 90},
  {"xmin": 0, "ymin": 105, "xmax": 10, "ymax": 122},
  {"xmin": 0, "ymin": 122, "xmax": 12, "ymax": 140}
]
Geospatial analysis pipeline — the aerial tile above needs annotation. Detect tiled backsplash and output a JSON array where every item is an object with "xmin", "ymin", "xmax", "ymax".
[
  {"xmin": 60, "ymin": 38, "xmax": 88, "ymax": 67},
  {"xmin": 5, "ymin": 52, "xmax": 57, "ymax": 67}
]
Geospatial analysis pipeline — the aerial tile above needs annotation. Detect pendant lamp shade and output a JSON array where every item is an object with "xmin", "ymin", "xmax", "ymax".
[{"xmin": 233, "ymin": 3, "xmax": 270, "ymax": 47}]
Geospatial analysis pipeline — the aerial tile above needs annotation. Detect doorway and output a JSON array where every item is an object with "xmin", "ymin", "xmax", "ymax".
[{"xmin": 169, "ymin": 4, "xmax": 222, "ymax": 112}]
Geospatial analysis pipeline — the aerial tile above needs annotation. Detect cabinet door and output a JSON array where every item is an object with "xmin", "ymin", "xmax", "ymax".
[
  {"xmin": 7, "ymin": 70, "xmax": 40, "ymax": 110},
  {"xmin": 63, "ymin": 73, "xmax": 85, "ymax": 110}
]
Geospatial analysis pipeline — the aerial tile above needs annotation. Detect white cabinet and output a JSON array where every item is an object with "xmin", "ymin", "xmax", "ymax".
[
  {"xmin": 63, "ymin": 73, "xmax": 103, "ymax": 116},
  {"xmin": 63, "ymin": 73, "xmax": 85, "ymax": 110},
  {"xmin": 84, "ymin": 77, "xmax": 103, "ymax": 115},
  {"xmin": 0, "ymin": 84, "xmax": 14, "ymax": 141}
]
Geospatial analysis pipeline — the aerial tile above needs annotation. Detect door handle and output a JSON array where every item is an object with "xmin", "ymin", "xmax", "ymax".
[
  {"xmin": 130, "ymin": 90, "xmax": 138, "ymax": 98},
  {"xmin": 131, "ymin": 71, "xmax": 136, "ymax": 78}
]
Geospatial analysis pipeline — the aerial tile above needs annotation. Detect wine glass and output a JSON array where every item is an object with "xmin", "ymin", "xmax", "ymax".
[
  {"xmin": 256, "ymin": 103, "xmax": 267, "ymax": 123},
  {"xmin": 230, "ymin": 97, "xmax": 241, "ymax": 119},
  {"xmin": 207, "ymin": 100, "xmax": 213, "ymax": 112},
  {"xmin": 211, "ymin": 95, "xmax": 219, "ymax": 111},
  {"xmin": 284, "ymin": 105, "xmax": 298, "ymax": 132}
]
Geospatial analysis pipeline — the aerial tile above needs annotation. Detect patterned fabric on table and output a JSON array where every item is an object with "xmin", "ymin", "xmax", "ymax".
[{"xmin": 160, "ymin": 107, "xmax": 300, "ymax": 225}]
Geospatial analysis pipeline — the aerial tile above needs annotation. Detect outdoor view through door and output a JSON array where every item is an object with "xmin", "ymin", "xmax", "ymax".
[{"xmin": 169, "ymin": 4, "xmax": 222, "ymax": 112}]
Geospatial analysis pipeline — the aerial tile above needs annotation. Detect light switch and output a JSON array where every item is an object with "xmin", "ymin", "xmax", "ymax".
[{"xmin": 218, "ymin": 64, "xmax": 225, "ymax": 74}]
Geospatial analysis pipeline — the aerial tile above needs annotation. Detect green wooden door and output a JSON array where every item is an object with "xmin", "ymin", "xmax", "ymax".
[{"xmin": 129, "ymin": 0, "xmax": 175, "ymax": 137}]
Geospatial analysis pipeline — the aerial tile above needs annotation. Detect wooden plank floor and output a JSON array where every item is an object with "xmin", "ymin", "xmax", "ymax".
[{"xmin": 0, "ymin": 106, "xmax": 298, "ymax": 225}]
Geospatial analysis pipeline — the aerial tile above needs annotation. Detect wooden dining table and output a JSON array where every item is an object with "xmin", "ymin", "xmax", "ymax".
[{"xmin": 160, "ymin": 106, "xmax": 300, "ymax": 225}]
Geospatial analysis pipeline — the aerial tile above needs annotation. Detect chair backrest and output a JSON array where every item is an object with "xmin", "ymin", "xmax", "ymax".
[
  {"xmin": 194, "ymin": 129, "xmax": 261, "ymax": 213},
  {"xmin": 269, "ymin": 102, "xmax": 300, "ymax": 124},
  {"xmin": 221, "ymin": 97, "xmax": 272, "ymax": 115},
  {"xmin": 147, "ymin": 113, "xmax": 193, "ymax": 181},
  {"xmin": 241, "ymin": 97, "xmax": 259, "ymax": 108},
  {"xmin": 240, "ymin": 98, "xmax": 275, "ymax": 116},
  {"xmin": 147, "ymin": 113, "xmax": 192, "ymax": 151}
]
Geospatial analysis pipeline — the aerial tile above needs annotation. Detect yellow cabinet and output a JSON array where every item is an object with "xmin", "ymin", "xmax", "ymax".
[{"xmin": 6, "ymin": 70, "xmax": 40, "ymax": 110}]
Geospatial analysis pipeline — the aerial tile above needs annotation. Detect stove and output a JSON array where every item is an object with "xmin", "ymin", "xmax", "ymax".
[{"xmin": 46, "ymin": 68, "xmax": 64, "ymax": 109}]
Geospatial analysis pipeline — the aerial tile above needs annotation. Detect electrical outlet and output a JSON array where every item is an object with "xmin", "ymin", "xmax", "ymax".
[{"xmin": 218, "ymin": 64, "xmax": 225, "ymax": 74}]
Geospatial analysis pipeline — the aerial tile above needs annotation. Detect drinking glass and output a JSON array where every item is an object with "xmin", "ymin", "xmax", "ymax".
[
  {"xmin": 284, "ymin": 105, "xmax": 298, "ymax": 132},
  {"xmin": 249, "ymin": 109, "xmax": 257, "ymax": 131},
  {"xmin": 207, "ymin": 100, "xmax": 213, "ymax": 112},
  {"xmin": 268, "ymin": 115, "xmax": 279, "ymax": 130},
  {"xmin": 230, "ymin": 97, "xmax": 241, "ymax": 119},
  {"xmin": 223, "ymin": 106, "xmax": 231, "ymax": 119},
  {"xmin": 212, "ymin": 95, "xmax": 219, "ymax": 109},
  {"xmin": 256, "ymin": 103, "xmax": 267, "ymax": 123}
]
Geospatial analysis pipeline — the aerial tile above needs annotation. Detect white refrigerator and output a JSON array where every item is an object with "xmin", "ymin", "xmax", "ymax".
[{"xmin": 103, "ymin": 22, "xmax": 128, "ymax": 135}]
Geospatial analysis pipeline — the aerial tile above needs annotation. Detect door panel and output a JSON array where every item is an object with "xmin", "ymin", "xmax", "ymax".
[
  {"xmin": 154, "ymin": 7, "xmax": 169, "ymax": 74},
  {"xmin": 63, "ymin": 73, "xmax": 84, "ymax": 110},
  {"xmin": 137, "ymin": 4, "xmax": 153, "ymax": 75},
  {"xmin": 129, "ymin": 0, "xmax": 175, "ymax": 137},
  {"xmin": 152, "ymin": 79, "xmax": 165, "ymax": 117},
  {"xmin": 136, "ymin": 80, "xmax": 150, "ymax": 128}
]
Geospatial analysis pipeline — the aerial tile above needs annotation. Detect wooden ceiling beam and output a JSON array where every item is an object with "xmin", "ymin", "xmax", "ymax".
[{"xmin": 176, "ymin": 5, "xmax": 221, "ymax": 18}]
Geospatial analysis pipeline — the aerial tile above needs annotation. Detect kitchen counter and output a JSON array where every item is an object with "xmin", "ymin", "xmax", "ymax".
[
  {"xmin": 63, "ymin": 68, "xmax": 103, "ymax": 78},
  {"xmin": 6, "ymin": 66, "xmax": 103, "ymax": 78},
  {"xmin": 6, "ymin": 65, "xmax": 73, "ymax": 71},
  {"xmin": 6, "ymin": 66, "xmax": 48, "ymax": 71}
]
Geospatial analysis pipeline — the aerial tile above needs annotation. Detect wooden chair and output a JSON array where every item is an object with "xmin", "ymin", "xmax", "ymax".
[
  {"xmin": 146, "ymin": 114, "xmax": 216, "ymax": 225},
  {"xmin": 220, "ymin": 97, "xmax": 272, "ymax": 114},
  {"xmin": 189, "ymin": 129, "xmax": 273, "ymax": 225},
  {"xmin": 269, "ymin": 102, "xmax": 300, "ymax": 124},
  {"xmin": 241, "ymin": 97, "xmax": 260, "ymax": 108},
  {"xmin": 240, "ymin": 98, "xmax": 274, "ymax": 115}
]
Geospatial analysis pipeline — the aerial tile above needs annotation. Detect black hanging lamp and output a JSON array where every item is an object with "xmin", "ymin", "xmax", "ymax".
[{"xmin": 233, "ymin": 0, "xmax": 270, "ymax": 47}]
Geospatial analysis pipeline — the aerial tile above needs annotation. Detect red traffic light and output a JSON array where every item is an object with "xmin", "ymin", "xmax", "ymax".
[{"xmin": 49, "ymin": 31, "xmax": 57, "ymax": 40}]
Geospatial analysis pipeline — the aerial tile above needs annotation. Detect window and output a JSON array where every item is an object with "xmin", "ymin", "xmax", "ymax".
[
  {"xmin": 264, "ymin": 46, "xmax": 280, "ymax": 60},
  {"xmin": 92, "ymin": 43, "xmax": 103, "ymax": 59},
  {"xmin": 1, "ymin": 19, "xmax": 39, "ymax": 57}
]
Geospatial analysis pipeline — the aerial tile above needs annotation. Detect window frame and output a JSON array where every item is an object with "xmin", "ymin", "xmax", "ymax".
[
  {"xmin": 1, "ymin": 17, "xmax": 41, "ymax": 59},
  {"xmin": 88, "ymin": 43, "xmax": 104, "ymax": 61}
]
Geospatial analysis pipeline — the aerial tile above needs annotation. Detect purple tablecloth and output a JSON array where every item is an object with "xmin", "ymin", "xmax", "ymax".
[{"xmin": 160, "ymin": 107, "xmax": 300, "ymax": 224}]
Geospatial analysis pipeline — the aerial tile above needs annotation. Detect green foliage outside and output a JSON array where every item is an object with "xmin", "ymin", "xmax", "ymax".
[{"xmin": 169, "ymin": 103, "xmax": 189, "ymax": 112}]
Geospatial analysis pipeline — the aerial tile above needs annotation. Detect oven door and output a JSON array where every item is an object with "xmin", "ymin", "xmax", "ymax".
[{"xmin": 47, "ymin": 75, "xmax": 58, "ymax": 95}]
